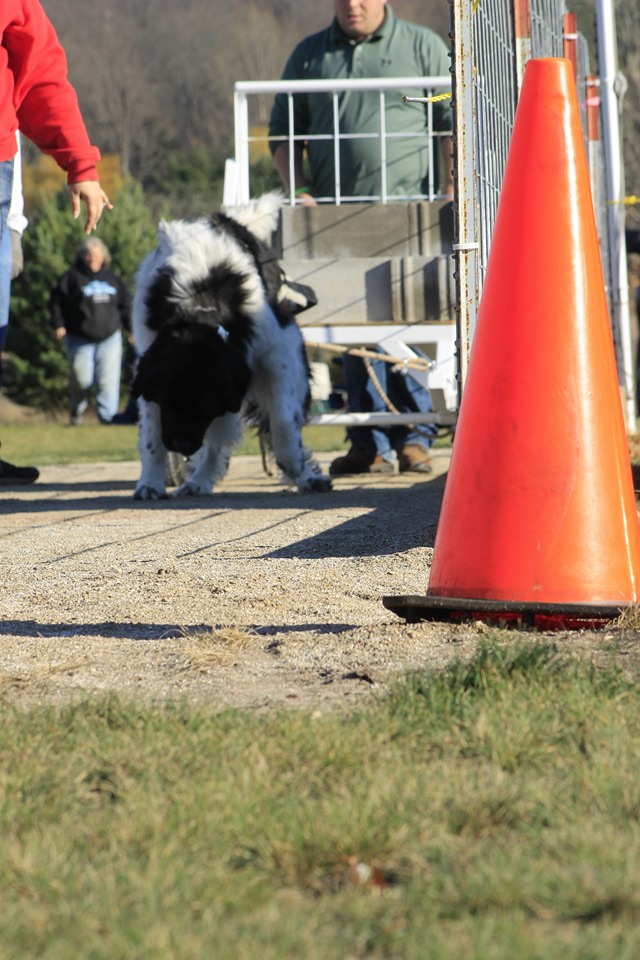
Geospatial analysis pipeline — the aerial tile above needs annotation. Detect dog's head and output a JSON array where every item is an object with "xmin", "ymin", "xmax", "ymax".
[{"xmin": 132, "ymin": 321, "xmax": 252, "ymax": 456}]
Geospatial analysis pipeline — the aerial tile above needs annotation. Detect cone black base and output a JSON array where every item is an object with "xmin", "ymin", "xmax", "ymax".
[{"xmin": 382, "ymin": 594, "xmax": 628, "ymax": 631}]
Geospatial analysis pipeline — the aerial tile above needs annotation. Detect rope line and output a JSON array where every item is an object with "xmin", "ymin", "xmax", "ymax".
[
  {"xmin": 304, "ymin": 338, "xmax": 454, "ymax": 372},
  {"xmin": 360, "ymin": 353, "xmax": 440, "ymax": 441},
  {"xmin": 611, "ymin": 196, "xmax": 640, "ymax": 206},
  {"xmin": 403, "ymin": 91, "xmax": 452, "ymax": 105}
]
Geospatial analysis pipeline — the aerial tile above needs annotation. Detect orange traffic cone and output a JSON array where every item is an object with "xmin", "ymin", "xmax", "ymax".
[{"xmin": 384, "ymin": 58, "xmax": 640, "ymax": 629}]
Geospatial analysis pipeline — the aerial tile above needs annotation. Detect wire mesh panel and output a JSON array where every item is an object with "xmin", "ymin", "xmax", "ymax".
[
  {"xmin": 450, "ymin": 0, "xmax": 518, "ymax": 360},
  {"xmin": 472, "ymin": 2, "xmax": 518, "ymax": 289},
  {"xmin": 451, "ymin": 0, "xmax": 633, "ymax": 422},
  {"xmin": 530, "ymin": 0, "xmax": 564, "ymax": 56}
]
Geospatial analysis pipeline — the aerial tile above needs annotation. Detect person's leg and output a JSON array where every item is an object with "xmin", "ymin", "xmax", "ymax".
[
  {"xmin": 93, "ymin": 330, "xmax": 123, "ymax": 423},
  {"xmin": 0, "ymin": 225, "xmax": 11, "ymax": 389},
  {"xmin": 387, "ymin": 368, "xmax": 436, "ymax": 473},
  {"xmin": 330, "ymin": 355, "xmax": 397, "ymax": 475},
  {"xmin": 345, "ymin": 355, "xmax": 397, "ymax": 455},
  {"xmin": 0, "ymin": 159, "xmax": 37, "ymax": 483},
  {"xmin": 0, "ymin": 160, "xmax": 12, "ymax": 235},
  {"xmin": 66, "ymin": 335, "xmax": 95, "ymax": 424}
]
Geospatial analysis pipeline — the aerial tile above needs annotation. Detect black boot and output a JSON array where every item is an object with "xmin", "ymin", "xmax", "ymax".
[{"xmin": 0, "ymin": 457, "xmax": 39, "ymax": 484}]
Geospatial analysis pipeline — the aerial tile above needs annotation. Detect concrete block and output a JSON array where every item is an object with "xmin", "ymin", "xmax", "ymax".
[
  {"xmin": 276, "ymin": 200, "xmax": 454, "ymax": 259},
  {"xmin": 284, "ymin": 254, "xmax": 454, "ymax": 325}
]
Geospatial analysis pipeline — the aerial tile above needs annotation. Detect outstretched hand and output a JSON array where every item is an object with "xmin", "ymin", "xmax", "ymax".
[{"xmin": 68, "ymin": 180, "xmax": 113, "ymax": 234}]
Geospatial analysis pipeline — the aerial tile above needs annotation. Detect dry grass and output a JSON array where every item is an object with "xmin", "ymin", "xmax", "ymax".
[
  {"xmin": 181, "ymin": 626, "xmax": 258, "ymax": 669},
  {"xmin": 611, "ymin": 604, "xmax": 640, "ymax": 630}
]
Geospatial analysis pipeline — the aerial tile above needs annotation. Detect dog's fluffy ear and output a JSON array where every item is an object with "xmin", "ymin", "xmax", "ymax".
[
  {"xmin": 278, "ymin": 277, "xmax": 318, "ymax": 315},
  {"xmin": 224, "ymin": 192, "xmax": 283, "ymax": 245}
]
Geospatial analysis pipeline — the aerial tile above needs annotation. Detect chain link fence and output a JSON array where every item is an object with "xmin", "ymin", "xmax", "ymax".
[{"xmin": 451, "ymin": 0, "xmax": 634, "ymax": 426}]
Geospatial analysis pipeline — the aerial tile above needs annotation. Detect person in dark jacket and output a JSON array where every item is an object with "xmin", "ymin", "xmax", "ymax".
[{"xmin": 51, "ymin": 237, "xmax": 132, "ymax": 425}]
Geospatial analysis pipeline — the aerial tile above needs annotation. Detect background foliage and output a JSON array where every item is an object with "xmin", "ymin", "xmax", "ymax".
[
  {"xmin": 4, "ymin": 0, "xmax": 636, "ymax": 410},
  {"xmin": 6, "ymin": 180, "xmax": 157, "ymax": 408},
  {"xmin": 33, "ymin": 0, "xmax": 634, "ymax": 207}
]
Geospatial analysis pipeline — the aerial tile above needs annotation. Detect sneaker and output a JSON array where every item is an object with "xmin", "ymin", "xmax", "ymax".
[
  {"xmin": 329, "ymin": 447, "xmax": 398, "ymax": 476},
  {"xmin": 398, "ymin": 444, "xmax": 433, "ymax": 474},
  {"xmin": 0, "ymin": 458, "xmax": 39, "ymax": 484}
]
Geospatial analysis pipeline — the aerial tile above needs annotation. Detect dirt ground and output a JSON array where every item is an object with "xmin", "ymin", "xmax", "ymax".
[{"xmin": 0, "ymin": 447, "xmax": 636, "ymax": 713}]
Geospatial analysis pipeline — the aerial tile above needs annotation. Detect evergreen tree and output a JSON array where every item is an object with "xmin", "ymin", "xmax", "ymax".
[{"xmin": 5, "ymin": 180, "xmax": 157, "ymax": 410}]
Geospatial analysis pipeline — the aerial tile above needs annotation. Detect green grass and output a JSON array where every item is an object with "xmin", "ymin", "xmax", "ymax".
[
  {"xmin": 0, "ymin": 420, "xmax": 452, "ymax": 467},
  {"xmin": 1, "ymin": 640, "xmax": 640, "ymax": 959},
  {"xmin": 0, "ymin": 422, "xmax": 349, "ymax": 467}
]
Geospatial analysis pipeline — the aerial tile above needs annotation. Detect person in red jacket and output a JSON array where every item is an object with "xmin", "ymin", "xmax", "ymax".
[{"xmin": 0, "ymin": 0, "xmax": 112, "ymax": 483}]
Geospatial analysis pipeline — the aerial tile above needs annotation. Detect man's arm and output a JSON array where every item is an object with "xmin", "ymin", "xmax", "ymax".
[
  {"xmin": 272, "ymin": 142, "xmax": 316, "ymax": 207},
  {"xmin": 269, "ymin": 41, "xmax": 316, "ymax": 206},
  {"xmin": 7, "ymin": 0, "xmax": 111, "ymax": 232}
]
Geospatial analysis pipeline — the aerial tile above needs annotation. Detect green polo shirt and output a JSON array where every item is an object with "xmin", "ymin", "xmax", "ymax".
[{"xmin": 268, "ymin": 6, "xmax": 451, "ymax": 200}]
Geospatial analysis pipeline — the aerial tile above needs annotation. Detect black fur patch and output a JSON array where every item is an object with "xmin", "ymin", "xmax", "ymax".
[{"xmin": 210, "ymin": 213, "xmax": 294, "ymax": 328}]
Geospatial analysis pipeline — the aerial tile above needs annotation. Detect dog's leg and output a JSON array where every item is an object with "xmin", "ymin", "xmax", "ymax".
[
  {"xmin": 253, "ymin": 330, "xmax": 331, "ymax": 493},
  {"xmin": 133, "ymin": 399, "xmax": 170, "ymax": 500},
  {"xmin": 268, "ymin": 404, "xmax": 331, "ymax": 493},
  {"xmin": 173, "ymin": 413, "xmax": 243, "ymax": 497}
]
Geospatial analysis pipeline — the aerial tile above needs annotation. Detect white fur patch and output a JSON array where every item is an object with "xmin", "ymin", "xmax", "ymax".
[
  {"xmin": 156, "ymin": 217, "xmax": 265, "ymax": 313},
  {"xmin": 223, "ymin": 191, "xmax": 283, "ymax": 245}
]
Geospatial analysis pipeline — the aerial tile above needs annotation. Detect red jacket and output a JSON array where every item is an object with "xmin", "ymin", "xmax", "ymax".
[{"xmin": 0, "ymin": 0, "xmax": 100, "ymax": 182}]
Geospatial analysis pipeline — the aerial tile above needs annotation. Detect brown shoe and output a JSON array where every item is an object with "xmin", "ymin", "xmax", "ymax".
[
  {"xmin": 398, "ymin": 444, "xmax": 433, "ymax": 474},
  {"xmin": 329, "ymin": 447, "xmax": 398, "ymax": 476}
]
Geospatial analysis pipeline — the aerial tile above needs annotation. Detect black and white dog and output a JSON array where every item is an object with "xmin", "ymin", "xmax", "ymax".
[{"xmin": 131, "ymin": 193, "xmax": 331, "ymax": 499}]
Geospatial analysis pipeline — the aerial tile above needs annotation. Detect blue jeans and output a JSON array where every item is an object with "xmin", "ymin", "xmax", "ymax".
[
  {"xmin": 0, "ymin": 220, "xmax": 11, "ymax": 327},
  {"xmin": 343, "ymin": 354, "xmax": 437, "ymax": 458},
  {"xmin": 0, "ymin": 159, "xmax": 14, "ymax": 390},
  {"xmin": 65, "ymin": 331, "xmax": 123, "ymax": 423},
  {"xmin": 0, "ymin": 159, "xmax": 12, "ymax": 235},
  {"xmin": 0, "ymin": 227, "xmax": 10, "ymax": 389}
]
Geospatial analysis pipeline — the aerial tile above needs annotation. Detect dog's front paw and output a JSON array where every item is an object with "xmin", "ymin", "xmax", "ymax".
[
  {"xmin": 299, "ymin": 474, "xmax": 332, "ymax": 493},
  {"xmin": 172, "ymin": 481, "xmax": 213, "ymax": 498},
  {"xmin": 134, "ymin": 483, "xmax": 169, "ymax": 501}
]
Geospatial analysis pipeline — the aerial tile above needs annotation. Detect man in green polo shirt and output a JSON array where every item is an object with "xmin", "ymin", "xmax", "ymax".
[
  {"xmin": 268, "ymin": 0, "xmax": 452, "ymax": 476},
  {"xmin": 268, "ymin": 0, "xmax": 452, "ymax": 203}
]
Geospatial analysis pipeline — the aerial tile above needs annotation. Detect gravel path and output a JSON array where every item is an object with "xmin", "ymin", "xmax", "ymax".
[{"xmin": 0, "ymin": 450, "xmax": 632, "ymax": 712}]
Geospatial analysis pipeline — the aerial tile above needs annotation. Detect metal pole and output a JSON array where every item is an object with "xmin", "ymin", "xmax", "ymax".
[
  {"xmin": 595, "ymin": 0, "xmax": 636, "ymax": 431},
  {"xmin": 233, "ymin": 90, "xmax": 250, "ymax": 204},
  {"xmin": 513, "ymin": 0, "xmax": 532, "ymax": 90},
  {"xmin": 451, "ymin": 0, "xmax": 480, "ymax": 399}
]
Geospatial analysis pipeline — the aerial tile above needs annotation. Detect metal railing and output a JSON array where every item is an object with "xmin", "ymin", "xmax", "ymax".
[{"xmin": 228, "ymin": 76, "xmax": 452, "ymax": 206}]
